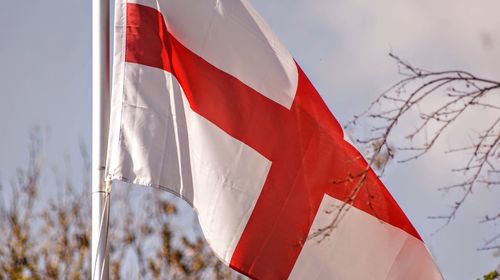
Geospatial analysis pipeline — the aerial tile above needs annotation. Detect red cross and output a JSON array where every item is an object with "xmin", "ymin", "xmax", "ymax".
[{"xmin": 125, "ymin": 4, "xmax": 420, "ymax": 279}]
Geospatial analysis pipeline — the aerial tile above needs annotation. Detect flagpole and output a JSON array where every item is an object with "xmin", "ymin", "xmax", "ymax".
[{"xmin": 91, "ymin": 0, "xmax": 110, "ymax": 278}]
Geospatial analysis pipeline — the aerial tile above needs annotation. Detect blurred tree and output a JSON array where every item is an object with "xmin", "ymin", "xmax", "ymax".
[
  {"xmin": 0, "ymin": 132, "xmax": 243, "ymax": 279},
  {"xmin": 481, "ymin": 270, "xmax": 499, "ymax": 280}
]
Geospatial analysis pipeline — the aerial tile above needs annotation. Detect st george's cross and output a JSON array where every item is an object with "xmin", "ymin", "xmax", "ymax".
[{"xmin": 106, "ymin": 0, "xmax": 443, "ymax": 279}]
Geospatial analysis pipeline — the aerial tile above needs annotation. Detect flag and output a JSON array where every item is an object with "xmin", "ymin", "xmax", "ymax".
[{"xmin": 106, "ymin": 0, "xmax": 442, "ymax": 278}]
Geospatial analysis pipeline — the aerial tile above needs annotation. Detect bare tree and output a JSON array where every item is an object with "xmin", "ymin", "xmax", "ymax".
[{"xmin": 345, "ymin": 53, "xmax": 499, "ymax": 250}]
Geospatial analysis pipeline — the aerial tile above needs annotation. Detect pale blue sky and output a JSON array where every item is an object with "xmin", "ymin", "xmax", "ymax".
[{"xmin": 0, "ymin": 0, "xmax": 499, "ymax": 279}]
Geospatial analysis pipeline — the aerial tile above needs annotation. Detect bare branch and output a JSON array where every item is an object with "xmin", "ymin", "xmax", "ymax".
[{"xmin": 346, "ymin": 53, "xmax": 500, "ymax": 249}]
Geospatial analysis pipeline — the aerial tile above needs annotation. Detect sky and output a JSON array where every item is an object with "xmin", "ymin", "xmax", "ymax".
[{"xmin": 0, "ymin": 0, "xmax": 499, "ymax": 279}]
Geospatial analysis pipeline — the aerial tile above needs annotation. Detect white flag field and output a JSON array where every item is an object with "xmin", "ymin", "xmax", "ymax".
[{"xmin": 105, "ymin": 0, "xmax": 443, "ymax": 279}]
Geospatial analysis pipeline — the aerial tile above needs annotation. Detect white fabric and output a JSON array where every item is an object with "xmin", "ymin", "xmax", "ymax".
[
  {"xmin": 289, "ymin": 195, "xmax": 442, "ymax": 280},
  {"xmin": 182, "ymin": 90, "xmax": 271, "ymax": 261},
  {"xmin": 107, "ymin": 63, "xmax": 271, "ymax": 263},
  {"xmin": 128, "ymin": 0, "xmax": 298, "ymax": 109}
]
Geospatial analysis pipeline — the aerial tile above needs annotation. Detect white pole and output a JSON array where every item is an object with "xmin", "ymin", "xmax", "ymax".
[{"xmin": 91, "ymin": 0, "xmax": 110, "ymax": 278}]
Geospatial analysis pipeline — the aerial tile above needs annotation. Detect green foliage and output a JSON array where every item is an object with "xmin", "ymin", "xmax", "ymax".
[{"xmin": 482, "ymin": 270, "xmax": 499, "ymax": 280}]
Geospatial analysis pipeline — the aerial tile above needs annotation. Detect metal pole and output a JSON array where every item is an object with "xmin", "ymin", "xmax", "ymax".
[{"xmin": 91, "ymin": 0, "xmax": 110, "ymax": 278}]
